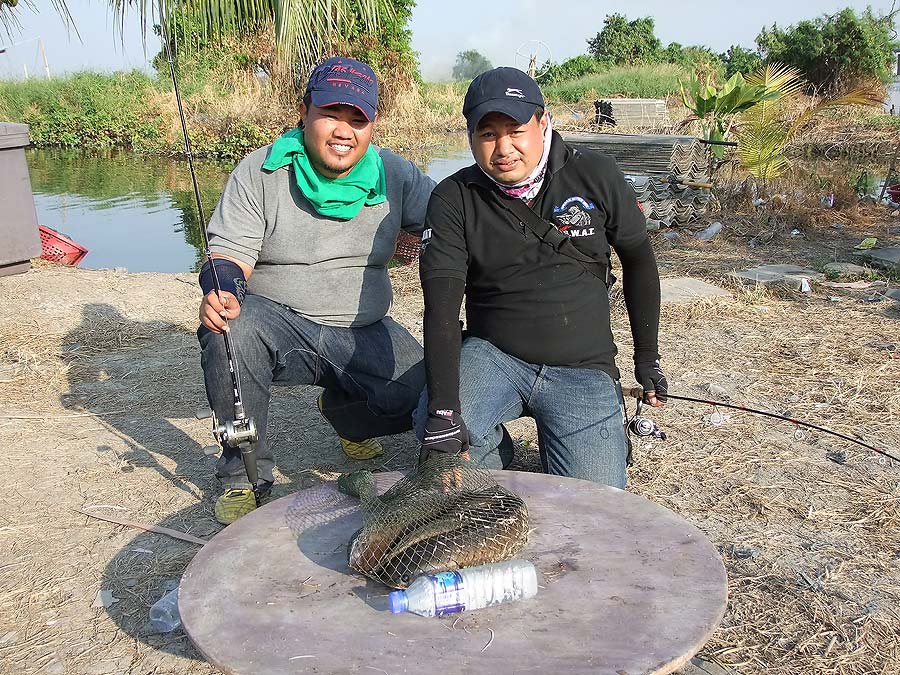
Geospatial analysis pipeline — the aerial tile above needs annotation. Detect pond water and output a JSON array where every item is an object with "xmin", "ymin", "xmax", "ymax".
[
  {"xmin": 26, "ymin": 140, "xmax": 884, "ymax": 273},
  {"xmin": 26, "ymin": 137, "xmax": 472, "ymax": 273}
]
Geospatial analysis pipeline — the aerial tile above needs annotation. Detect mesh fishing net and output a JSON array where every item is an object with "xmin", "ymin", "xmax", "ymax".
[{"xmin": 338, "ymin": 454, "xmax": 530, "ymax": 589}]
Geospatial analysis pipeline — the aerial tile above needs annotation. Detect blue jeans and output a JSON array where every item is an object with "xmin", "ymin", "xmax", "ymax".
[
  {"xmin": 200, "ymin": 294, "xmax": 424, "ymax": 488},
  {"xmin": 414, "ymin": 337, "xmax": 628, "ymax": 488}
]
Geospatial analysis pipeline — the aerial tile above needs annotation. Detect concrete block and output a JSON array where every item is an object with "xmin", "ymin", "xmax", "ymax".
[
  {"xmin": 823, "ymin": 262, "xmax": 870, "ymax": 277},
  {"xmin": 852, "ymin": 247, "xmax": 900, "ymax": 274},
  {"xmin": 728, "ymin": 264, "xmax": 824, "ymax": 291},
  {"xmin": 661, "ymin": 277, "xmax": 730, "ymax": 304}
]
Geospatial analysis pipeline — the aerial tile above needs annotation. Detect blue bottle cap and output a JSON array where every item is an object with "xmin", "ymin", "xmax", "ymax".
[{"xmin": 388, "ymin": 590, "xmax": 408, "ymax": 614}]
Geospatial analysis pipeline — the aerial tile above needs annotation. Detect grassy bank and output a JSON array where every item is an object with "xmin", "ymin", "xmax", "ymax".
[
  {"xmin": 0, "ymin": 72, "xmax": 166, "ymax": 149},
  {"xmin": 542, "ymin": 63, "xmax": 688, "ymax": 102},
  {"xmin": 1, "ymin": 67, "xmax": 894, "ymax": 160},
  {"xmin": 0, "ymin": 71, "xmax": 467, "ymax": 159}
]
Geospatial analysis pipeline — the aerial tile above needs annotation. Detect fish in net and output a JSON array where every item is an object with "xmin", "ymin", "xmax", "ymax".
[{"xmin": 337, "ymin": 454, "xmax": 530, "ymax": 589}]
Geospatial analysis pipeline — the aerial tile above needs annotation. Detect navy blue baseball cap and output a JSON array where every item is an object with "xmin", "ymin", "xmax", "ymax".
[
  {"xmin": 463, "ymin": 67, "xmax": 545, "ymax": 135},
  {"xmin": 305, "ymin": 56, "xmax": 379, "ymax": 122}
]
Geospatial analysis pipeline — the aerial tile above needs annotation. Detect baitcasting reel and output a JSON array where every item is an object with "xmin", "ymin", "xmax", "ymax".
[
  {"xmin": 197, "ymin": 407, "xmax": 262, "ymax": 498},
  {"xmin": 210, "ymin": 411, "xmax": 258, "ymax": 449}
]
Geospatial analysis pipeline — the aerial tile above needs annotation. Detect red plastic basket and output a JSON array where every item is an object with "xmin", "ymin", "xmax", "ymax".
[
  {"xmin": 393, "ymin": 231, "xmax": 421, "ymax": 265},
  {"xmin": 38, "ymin": 225, "xmax": 89, "ymax": 266}
]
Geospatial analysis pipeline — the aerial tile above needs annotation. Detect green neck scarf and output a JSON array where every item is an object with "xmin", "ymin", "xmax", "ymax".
[{"xmin": 262, "ymin": 128, "xmax": 386, "ymax": 220}]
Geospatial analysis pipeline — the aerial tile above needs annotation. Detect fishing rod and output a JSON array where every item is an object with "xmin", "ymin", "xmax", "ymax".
[
  {"xmin": 158, "ymin": 2, "xmax": 260, "ymax": 494},
  {"xmin": 623, "ymin": 387, "xmax": 900, "ymax": 464}
]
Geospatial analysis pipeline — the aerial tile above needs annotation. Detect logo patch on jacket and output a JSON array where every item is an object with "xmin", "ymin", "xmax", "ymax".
[{"xmin": 553, "ymin": 196, "xmax": 596, "ymax": 237}]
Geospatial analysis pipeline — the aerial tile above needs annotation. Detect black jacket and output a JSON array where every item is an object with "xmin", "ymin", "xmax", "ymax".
[{"xmin": 420, "ymin": 131, "xmax": 660, "ymax": 412}]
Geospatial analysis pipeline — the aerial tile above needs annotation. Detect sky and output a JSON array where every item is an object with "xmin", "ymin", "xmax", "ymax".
[{"xmin": 0, "ymin": 0, "xmax": 897, "ymax": 80}]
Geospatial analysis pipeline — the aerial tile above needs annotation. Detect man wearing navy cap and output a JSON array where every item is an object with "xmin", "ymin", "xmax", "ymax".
[
  {"xmin": 198, "ymin": 57, "xmax": 435, "ymax": 523},
  {"xmin": 416, "ymin": 67, "xmax": 666, "ymax": 487}
]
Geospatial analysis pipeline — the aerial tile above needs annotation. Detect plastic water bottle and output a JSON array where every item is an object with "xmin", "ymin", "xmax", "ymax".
[
  {"xmin": 149, "ymin": 588, "xmax": 181, "ymax": 633},
  {"xmin": 388, "ymin": 560, "xmax": 537, "ymax": 617}
]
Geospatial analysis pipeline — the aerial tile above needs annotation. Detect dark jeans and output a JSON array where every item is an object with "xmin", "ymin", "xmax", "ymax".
[
  {"xmin": 200, "ymin": 294, "xmax": 425, "ymax": 488},
  {"xmin": 414, "ymin": 337, "xmax": 628, "ymax": 488}
]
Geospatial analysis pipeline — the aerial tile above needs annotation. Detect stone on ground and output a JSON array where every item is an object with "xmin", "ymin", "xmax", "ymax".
[
  {"xmin": 676, "ymin": 656, "xmax": 736, "ymax": 675},
  {"xmin": 823, "ymin": 262, "xmax": 871, "ymax": 277},
  {"xmin": 728, "ymin": 264, "xmax": 824, "ymax": 291},
  {"xmin": 852, "ymin": 246, "xmax": 900, "ymax": 274},
  {"xmin": 660, "ymin": 277, "xmax": 729, "ymax": 304}
]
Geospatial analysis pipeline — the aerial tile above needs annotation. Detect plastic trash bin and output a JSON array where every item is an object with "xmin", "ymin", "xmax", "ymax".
[{"xmin": 0, "ymin": 122, "xmax": 41, "ymax": 277}]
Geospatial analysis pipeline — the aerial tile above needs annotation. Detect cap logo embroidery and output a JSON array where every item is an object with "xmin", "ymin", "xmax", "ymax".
[{"xmin": 505, "ymin": 88, "xmax": 525, "ymax": 98}]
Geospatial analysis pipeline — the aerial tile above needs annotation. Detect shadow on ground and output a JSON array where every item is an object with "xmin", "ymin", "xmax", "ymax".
[{"xmin": 52, "ymin": 304, "xmax": 422, "ymax": 662}]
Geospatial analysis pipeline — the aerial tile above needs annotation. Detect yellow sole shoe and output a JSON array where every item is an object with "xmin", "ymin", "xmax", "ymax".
[
  {"xmin": 317, "ymin": 393, "xmax": 384, "ymax": 460},
  {"xmin": 338, "ymin": 436, "xmax": 384, "ymax": 460},
  {"xmin": 214, "ymin": 488, "xmax": 257, "ymax": 525}
]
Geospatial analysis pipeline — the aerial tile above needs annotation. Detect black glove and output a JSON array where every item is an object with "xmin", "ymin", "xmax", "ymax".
[
  {"xmin": 635, "ymin": 359, "xmax": 668, "ymax": 403},
  {"xmin": 420, "ymin": 410, "xmax": 469, "ymax": 462}
]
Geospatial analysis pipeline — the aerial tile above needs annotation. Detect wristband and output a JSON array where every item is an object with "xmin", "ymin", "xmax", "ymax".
[{"xmin": 199, "ymin": 259, "xmax": 247, "ymax": 304}]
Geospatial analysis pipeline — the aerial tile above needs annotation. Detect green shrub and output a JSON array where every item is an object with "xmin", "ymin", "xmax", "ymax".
[
  {"xmin": 678, "ymin": 46, "xmax": 725, "ymax": 77},
  {"xmin": 452, "ymin": 50, "xmax": 492, "ymax": 81},
  {"xmin": 0, "ymin": 71, "xmax": 165, "ymax": 149},
  {"xmin": 722, "ymin": 45, "xmax": 763, "ymax": 78},
  {"xmin": 756, "ymin": 7, "xmax": 899, "ymax": 89},
  {"xmin": 586, "ymin": 14, "xmax": 662, "ymax": 65},
  {"xmin": 541, "ymin": 55, "xmax": 606, "ymax": 85}
]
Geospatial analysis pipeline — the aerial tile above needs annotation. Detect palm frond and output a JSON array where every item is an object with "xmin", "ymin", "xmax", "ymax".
[
  {"xmin": 788, "ymin": 84, "xmax": 887, "ymax": 138},
  {"xmin": 135, "ymin": 0, "xmax": 396, "ymax": 83},
  {"xmin": 2, "ymin": 0, "xmax": 78, "ymax": 40},
  {"xmin": 735, "ymin": 63, "xmax": 808, "ymax": 183},
  {"xmin": 737, "ymin": 120, "xmax": 792, "ymax": 181},
  {"xmin": 745, "ymin": 62, "xmax": 806, "ymax": 100}
]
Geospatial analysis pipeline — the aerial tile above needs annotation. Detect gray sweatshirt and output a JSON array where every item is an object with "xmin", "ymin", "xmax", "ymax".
[{"xmin": 207, "ymin": 144, "xmax": 435, "ymax": 327}]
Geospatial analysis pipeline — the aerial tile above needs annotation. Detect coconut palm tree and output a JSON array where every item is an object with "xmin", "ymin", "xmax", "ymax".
[
  {"xmin": 736, "ymin": 63, "xmax": 884, "ymax": 185},
  {"xmin": 2, "ymin": 1, "xmax": 394, "ymax": 79},
  {"xmin": 1, "ymin": 0, "xmax": 75, "ymax": 38}
]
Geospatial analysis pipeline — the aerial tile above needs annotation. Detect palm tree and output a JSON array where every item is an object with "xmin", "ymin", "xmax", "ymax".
[
  {"xmin": 1, "ymin": 0, "xmax": 76, "ymax": 38},
  {"xmin": 2, "ymin": 1, "xmax": 395, "ymax": 80},
  {"xmin": 736, "ymin": 63, "xmax": 884, "ymax": 185}
]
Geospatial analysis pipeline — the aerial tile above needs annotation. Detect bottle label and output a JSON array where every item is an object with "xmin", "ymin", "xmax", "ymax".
[{"xmin": 431, "ymin": 571, "xmax": 466, "ymax": 616}]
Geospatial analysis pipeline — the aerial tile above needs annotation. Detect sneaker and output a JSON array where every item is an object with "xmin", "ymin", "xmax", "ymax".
[
  {"xmin": 317, "ymin": 393, "xmax": 384, "ymax": 460},
  {"xmin": 214, "ymin": 480, "xmax": 274, "ymax": 525}
]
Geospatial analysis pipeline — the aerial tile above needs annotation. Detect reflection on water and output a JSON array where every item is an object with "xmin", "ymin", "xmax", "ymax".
[{"xmin": 26, "ymin": 136, "xmax": 472, "ymax": 273}]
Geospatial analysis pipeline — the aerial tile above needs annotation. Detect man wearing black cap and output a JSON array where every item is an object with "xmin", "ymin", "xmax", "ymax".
[
  {"xmin": 416, "ymin": 67, "xmax": 666, "ymax": 487},
  {"xmin": 198, "ymin": 57, "xmax": 435, "ymax": 523}
]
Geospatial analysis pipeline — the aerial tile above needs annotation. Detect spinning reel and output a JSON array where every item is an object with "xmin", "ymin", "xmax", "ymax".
[{"xmin": 623, "ymin": 388, "xmax": 667, "ymax": 441}]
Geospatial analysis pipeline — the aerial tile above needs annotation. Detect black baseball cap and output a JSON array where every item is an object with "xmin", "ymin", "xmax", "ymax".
[
  {"xmin": 462, "ymin": 67, "xmax": 545, "ymax": 135},
  {"xmin": 305, "ymin": 56, "xmax": 379, "ymax": 122}
]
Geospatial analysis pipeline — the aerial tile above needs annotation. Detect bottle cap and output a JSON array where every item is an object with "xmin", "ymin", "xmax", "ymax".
[{"xmin": 388, "ymin": 590, "xmax": 408, "ymax": 614}]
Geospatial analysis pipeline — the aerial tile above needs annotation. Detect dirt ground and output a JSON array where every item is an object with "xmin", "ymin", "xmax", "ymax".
[{"xmin": 0, "ymin": 210, "xmax": 898, "ymax": 675}]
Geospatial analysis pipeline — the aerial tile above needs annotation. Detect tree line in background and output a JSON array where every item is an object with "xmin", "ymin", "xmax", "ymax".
[
  {"xmin": 538, "ymin": 8, "xmax": 898, "ymax": 92},
  {"xmin": 1, "ymin": 0, "xmax": 897, "ymax": 177},
  {"xmin": 3, "ymin": 2, "xmax": 896, "ymax": 94}
]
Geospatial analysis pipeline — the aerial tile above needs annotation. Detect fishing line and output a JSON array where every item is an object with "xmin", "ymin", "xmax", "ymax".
[
  {"xmin": 157, "ymin": 1, "xmax": 259, "ymax": 488},
  {"xmin": 628, "ymin": 388, "xmax": 899, "ymax": 463}
]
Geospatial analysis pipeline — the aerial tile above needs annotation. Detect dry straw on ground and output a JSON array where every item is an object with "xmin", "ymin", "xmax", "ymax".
[{"xmin": 0, "ymin": 213, "xmax": 898, "ymax": 675}]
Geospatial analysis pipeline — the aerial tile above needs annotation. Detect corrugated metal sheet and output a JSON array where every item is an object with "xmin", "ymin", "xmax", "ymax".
[{"xmin": 563, "ymin": 133, "xmax": 712, "ymax": 226}]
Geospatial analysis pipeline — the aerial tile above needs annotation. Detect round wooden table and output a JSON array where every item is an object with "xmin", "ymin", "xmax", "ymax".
[{"xmin": 180, "ymin": 471, "xmax": 727, "ymax": 674}]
